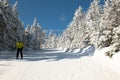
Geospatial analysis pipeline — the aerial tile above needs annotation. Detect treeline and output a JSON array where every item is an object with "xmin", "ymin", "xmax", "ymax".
[
  {"xmin": 45, "ymin": 0, "xmax": 120, "ymax": 54},
  {"xmin": 0, "ymin": 0, "xmax": 46, "ymax": 51}
]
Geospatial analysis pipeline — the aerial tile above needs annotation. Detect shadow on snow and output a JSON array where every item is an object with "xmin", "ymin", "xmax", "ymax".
[{"xmin": 0, "ymin": 47, "xmax": 95, "ymax": 62}]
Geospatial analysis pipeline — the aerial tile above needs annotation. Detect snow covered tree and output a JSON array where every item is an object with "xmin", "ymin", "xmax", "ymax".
[
  {"xmin": 0, "ymin": 1, "xmax": 24, "ymax": 51},
  {"xmin": 44, "ymin": 30, "xmax": 57, "ymax": 48},
  {"xmin": 98, "ymin": 0, "xmax": 120, "ymax": 52},
  {"xmin": 84, "ymin": 0, "xmax": 102, "ymax": 48},
  {"xmin": 110, "ymin": 0, "xmax": 120, "ymax": 52},
  {"xmin": 24, "ymin": 24, "xmax": 32, "ymax": 50},
  {"xmin": 24, "ymin": 18, "xmax": 46, "ymax": 50},
  {"xmin": 3, "ymin": 0, "xmax": 9, "ymax": 7},
  {"xmin": 12, "ymin": 1, "xmax": 18, "ymax": 16},
  {"xmin": 98, "ymin": 0, "xmax": 114, "ymax": 48},
  {"xmin": 57, "ymin": 6, "xmax": 85, "ymax": 50},
  {"xmin": 70, "ymin": 6, "xmax": 85, "ymax": 49}
]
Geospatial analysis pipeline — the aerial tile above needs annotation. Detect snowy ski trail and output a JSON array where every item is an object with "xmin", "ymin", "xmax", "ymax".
[{"xmin": 0, "ymin": 49, "xmax": 120, "ymax": 80}]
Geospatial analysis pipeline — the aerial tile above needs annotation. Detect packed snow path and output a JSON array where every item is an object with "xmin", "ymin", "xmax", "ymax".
[{"xmin": 0, "ymin": 48, "xmax": 120, "ymax": 80}]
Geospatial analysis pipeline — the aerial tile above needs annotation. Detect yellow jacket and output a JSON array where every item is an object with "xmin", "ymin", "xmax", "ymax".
[{"xmin": 16, "ymin": 42, "xmax": 24, "ymax": 49}]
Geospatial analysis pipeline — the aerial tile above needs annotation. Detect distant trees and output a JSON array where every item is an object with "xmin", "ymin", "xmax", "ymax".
[
  {"xmin": 24, "ymin": 18, "xmax": 46, "ymax": 50},
  {"xmin": 44, "ymin": 30, "xmax": 57, "ymax": 48}
]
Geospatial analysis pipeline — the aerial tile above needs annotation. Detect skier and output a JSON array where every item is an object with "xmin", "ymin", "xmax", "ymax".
[{"xmin": 16, "ymin": 40, "xmax": 24, "ymax": 59}]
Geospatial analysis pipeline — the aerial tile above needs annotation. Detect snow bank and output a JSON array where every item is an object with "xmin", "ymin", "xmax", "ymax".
[
  {"xmin": 93, "ymin": 47, "xmax": 120, "ymax": 75},
  {"xmin": 72, "ymin": 48, "xmax": 83, "ymax": 53},
  {"xmin": 77, "ymin": 45, "xmax": 95, "ymax": 56},
  {"xmin": 63, "ymin": 45, "xmax": 95, "ymax": 55},
  {"xmin": 62, "ymin": 48, "xmax": 70, "ymax": 52}
]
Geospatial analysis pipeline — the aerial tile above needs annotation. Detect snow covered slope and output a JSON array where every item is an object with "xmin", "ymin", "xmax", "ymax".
[{"xmin": 0, "ymin": 47, "xmax": 120, "ymax": 80}]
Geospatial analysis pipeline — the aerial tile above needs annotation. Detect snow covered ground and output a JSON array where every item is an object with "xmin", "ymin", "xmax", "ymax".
[{"xmin": 0, "ymin": 47, "xmax": 120, "ymax": 80}]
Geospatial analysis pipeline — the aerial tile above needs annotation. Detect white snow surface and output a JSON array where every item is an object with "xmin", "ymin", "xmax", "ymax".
[{"xmin": 0, "ymin": 47, "xmax": 120, "ymax": 80}]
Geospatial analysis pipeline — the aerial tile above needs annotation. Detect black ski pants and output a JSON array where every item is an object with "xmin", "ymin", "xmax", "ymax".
[{"xmin": 16, "ymin": 48, "xmax": 23, "ymax": 59}]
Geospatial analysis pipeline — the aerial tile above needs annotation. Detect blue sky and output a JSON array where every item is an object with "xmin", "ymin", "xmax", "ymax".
[{"xmin": 9, "ymin": 0, "xmax": 104, "ymax": 33}]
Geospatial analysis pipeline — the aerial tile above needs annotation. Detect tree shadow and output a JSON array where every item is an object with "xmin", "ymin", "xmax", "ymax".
[
  {"xmin": 79, "ymin": 46, "xmax": 95, "ymax": 57},
  {"xmin": 0, "ymin": 47, "xmax": 95, "ymax": 62},
  {"xmin": 23, "ymin": 47, "xmax": 95, "ymax": 62},
  {"xmin": 0, "ymin": 51, "xmax": 16, "ymax": 61},
  {"xmin": 23, "ymin": 51, "xmax": 80, "ymax": 62}
]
